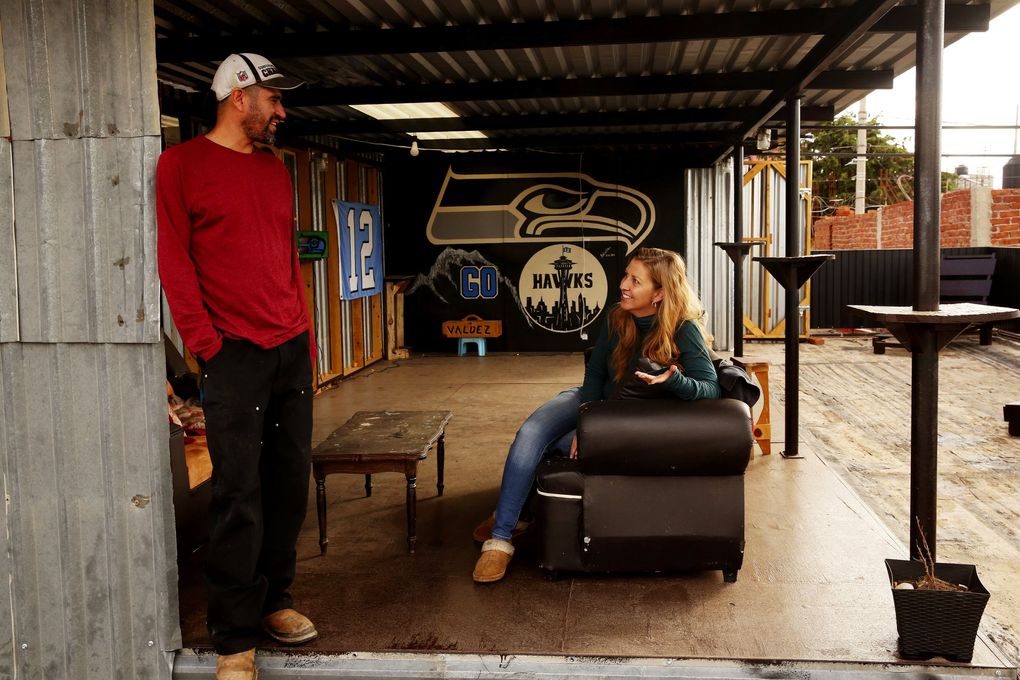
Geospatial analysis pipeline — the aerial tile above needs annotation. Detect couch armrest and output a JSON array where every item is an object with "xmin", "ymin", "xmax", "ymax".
[{"xmin": 576, "ymin": 399, "xmax": 752, "ymax": 476}]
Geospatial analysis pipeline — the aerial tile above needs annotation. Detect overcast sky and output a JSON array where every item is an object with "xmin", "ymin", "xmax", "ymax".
[{"xmin": 839, "ymin": 3, "xmax": 1020, "ymax": 188}]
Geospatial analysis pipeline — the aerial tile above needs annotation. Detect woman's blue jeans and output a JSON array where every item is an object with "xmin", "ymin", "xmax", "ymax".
[{"xmin": 492, "ymin": 387, "xmax": 580, "ymax": 541}]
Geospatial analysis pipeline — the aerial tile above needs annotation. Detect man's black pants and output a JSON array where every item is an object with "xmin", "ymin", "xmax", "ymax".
[{"xmin": 200, "ymin": 331, "xmax": 313, "ymax": 654}]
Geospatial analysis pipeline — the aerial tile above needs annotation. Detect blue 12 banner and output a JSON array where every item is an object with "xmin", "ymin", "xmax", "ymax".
[{"xmin": 333, "ymin": 200, "xmax": 383, "ymax": 300}]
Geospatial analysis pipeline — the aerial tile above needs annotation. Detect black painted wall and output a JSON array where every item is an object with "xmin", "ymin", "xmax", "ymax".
[{"xmin": 383, "ymin": 151, "xmax": 688, "ymax": 352}]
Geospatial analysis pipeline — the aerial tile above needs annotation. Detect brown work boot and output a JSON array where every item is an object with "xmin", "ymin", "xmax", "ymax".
[
  {"xmin": 262, "ymin": 608, "xmax": 318, "ymax": 645},
  {"xmin": 216, "ymin": 648, "xmax": 257, "ymax": 680},
  {"xmin": 472, "ymin": 539, "xmax": 515, "ymax": 583},
  {"xmin": 472, "ymin": 515, "xmax": 531, "ymax": 543}
]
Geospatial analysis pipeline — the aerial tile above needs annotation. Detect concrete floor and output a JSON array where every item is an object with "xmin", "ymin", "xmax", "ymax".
[{"xmin": 176, "ymin": 341, "xmax": 1017, "ymax": 674}]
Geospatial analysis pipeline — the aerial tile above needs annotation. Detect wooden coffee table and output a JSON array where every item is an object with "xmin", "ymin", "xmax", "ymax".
[{"xmin": 311, "ymin": 410, "xmax": 452, "ymax": 554}]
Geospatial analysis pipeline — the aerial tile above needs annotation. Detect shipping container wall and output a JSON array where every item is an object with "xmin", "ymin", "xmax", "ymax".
[
  {"xmin": 685, "ymin": 161, "xmax": 734, "ymax": 351},
  {"xmin": 0, "ymin": 1, "xmax": 178, "ymax": 678}
]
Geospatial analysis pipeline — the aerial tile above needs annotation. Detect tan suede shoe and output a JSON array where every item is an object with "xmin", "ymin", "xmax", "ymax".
[
  {"xmin": 216, "ymin": 648, "xmax": 257, "ymax": 680},
  {"xmin": 472, "ymin": 515, "xmax": 531, "ymax": 543},
  {"xmin": 472, "ymin": 539, "xmax": 515, "ymax": 583},
  {"xmin": 262, "ymin": 608, "xmax": 318, "ymax": 645}
]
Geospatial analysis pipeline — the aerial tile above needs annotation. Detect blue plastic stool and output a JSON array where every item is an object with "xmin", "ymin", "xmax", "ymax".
[{"xmin": 457, "ymin": 337, "xmax": 487, "ymax": 357}]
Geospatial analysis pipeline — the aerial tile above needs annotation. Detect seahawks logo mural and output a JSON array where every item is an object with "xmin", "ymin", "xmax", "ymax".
[
  {"xmin": 426, "ymin": 169, "xmax": 656, "ymax": 254},
  {"xmin": 520, "ymin": 245, "xmax": 608, "ymax": 333}
]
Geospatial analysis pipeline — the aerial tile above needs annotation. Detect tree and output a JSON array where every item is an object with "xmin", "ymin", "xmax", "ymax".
[{"xmin": 807, "ymin": 114, "xmax": 957, "ymax": 215}]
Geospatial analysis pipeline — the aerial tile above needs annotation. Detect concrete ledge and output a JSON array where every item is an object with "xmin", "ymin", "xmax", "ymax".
[{"xmin": 171, "ymin": 649, "xmax": 1012, "ymax": 680}]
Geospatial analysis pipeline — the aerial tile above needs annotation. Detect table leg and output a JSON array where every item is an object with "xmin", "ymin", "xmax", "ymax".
[
  {"xmin": 315, "ymin": 471, "xmax": 328, "ymax": 556},
  {"xmin": 436, "ymin": 431, "xmax": 445, "ymax": 496},
  {"xmin": 365, "ymin": 473, "xmax": 372, "ymax": 497},
  {"xmin": 406, "ymin": 470, "xmax": 417, "ymax": 553}
]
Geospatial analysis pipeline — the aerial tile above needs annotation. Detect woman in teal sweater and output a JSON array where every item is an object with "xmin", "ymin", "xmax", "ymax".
[{"xmin": 473, "ymin": 247, "xmax": 721, "ymax": 583}]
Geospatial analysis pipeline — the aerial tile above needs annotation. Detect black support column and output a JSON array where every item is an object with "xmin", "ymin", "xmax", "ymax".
[
  {"xmin": 716, "ymin": 145, "xmax": 760, "ymax": 359},
  {"xmin": 733, "ymin": 144, "xmax": 745, "ymax": 356},
  {"xmin": 909, "ymin": 0, "xmax": 944, "ymax": 562},
  {"xmin": 784, "ymin": 96, "xmax": 802, "ymax": 458},
  {"xmin": 755, "ymin": 98, "xmax": 834, "ymax": 459}
]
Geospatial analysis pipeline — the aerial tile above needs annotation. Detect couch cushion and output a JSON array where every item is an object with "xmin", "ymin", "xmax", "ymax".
[{"xmin": 577, "ymin": 398, "xmax": 752, "ymax": 476}]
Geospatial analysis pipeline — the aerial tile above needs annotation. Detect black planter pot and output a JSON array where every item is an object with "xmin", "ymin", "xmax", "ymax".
[{"xmin": 886, "ymin": 559, "xmax": 990, "ymax": 663}]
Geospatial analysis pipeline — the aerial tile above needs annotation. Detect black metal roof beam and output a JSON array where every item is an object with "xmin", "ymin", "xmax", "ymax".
[
  {"xmin": 285, "ymin": 105, "xmax": 835, "ymax": 136},
  {"xmin": 284, "ymin": 71, "xmax": 890, "ymax": 107},
  {"xmin": 715, "ymin": 0, "xmax": 904, "ymax": 165},
  {"xmin": 410, "ymin": 130, "xmax": 731, "ymax": 151},
  {"xmin": 156, "ymin": 5, "xmax": 989, "ymax": 63}
]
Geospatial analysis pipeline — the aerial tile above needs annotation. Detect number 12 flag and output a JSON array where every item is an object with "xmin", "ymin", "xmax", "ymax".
[{"xmin": 333, "ymin": 200, "xmax": 383, "ymax": 300}]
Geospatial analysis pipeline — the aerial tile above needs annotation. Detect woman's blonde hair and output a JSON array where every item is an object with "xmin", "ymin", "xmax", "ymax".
[{"xmin": 608, "ymin": 247, "xmax": 710, "ymax": 382}]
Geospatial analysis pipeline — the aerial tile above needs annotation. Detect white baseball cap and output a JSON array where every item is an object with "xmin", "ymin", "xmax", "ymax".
[{"xmin": 211, "ymin": 53, "xmax": 304, "ymax": 101}]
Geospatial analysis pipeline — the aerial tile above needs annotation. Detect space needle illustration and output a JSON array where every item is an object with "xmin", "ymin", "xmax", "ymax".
[{"xmin": 551, "ymin": 248, "xmax": 575, "ymax": 328}]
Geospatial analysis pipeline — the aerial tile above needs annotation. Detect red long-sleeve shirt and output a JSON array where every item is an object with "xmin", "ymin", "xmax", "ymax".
[{"xmin": 156, "ymin": 136, "xmax": 310, "ymax": 361}]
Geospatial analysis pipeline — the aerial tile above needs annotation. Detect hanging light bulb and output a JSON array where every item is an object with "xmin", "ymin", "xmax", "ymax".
[{"xmin": 410, "ymin": 139, "xmax": 420, "ymax": 157}]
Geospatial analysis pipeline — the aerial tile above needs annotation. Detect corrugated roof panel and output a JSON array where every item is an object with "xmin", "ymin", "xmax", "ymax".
[
  {"xmin": 12, "ymin": 137, "xmax": 161, "ymax": 344},
  {"xmin": 4, "ymin": 0, "xmax": 159, "ymax": 141},
  {"xmin": 0, "ymin": 342, "xmax": 178, "ymax": 680},
  {"xmin": 436, "ymin": 50, "xmax": 493, "ymax": 82},
  {"xmin": 151, "ymin": 0, "xmax": 1020, "ymax": 155},
  {"xmin": 835, "ymin": 31, "xmax": 913, "ymax": 69}
]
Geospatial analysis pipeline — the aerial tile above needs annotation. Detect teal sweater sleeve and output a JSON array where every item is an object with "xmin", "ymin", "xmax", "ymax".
[
  {"xmin": 579, "ymin": 322, "xmax": 612, "ymax": 403},
  {"xmin": 662, "ymin": 321, "xmax": 722, "ymax": 400}
]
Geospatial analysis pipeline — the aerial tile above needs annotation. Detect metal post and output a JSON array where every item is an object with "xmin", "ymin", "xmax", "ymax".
[
  {"xmin": 911, "ymin": 331, "xmax": 939, "ymax": 562},
  {"xmin": 910, "ymin": 0, "xmax": 944, "ymax": 562},
  {"xmin": 787, "ymin": 98, "xmax": 802, "ymax": 257},
  {"xmin": 914, "ymin": 0, "xmax": 942, "ymax": 312},
  {"xmin": 733, "ymin": 144, "xmax": 745, "ymax": 356},
  {"xmin": 784, "ymin": 95, "xmax": 801, "ymax": 457}
]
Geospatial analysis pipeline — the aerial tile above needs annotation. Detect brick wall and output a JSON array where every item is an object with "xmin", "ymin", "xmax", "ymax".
[
  {"xmin": 941, "ymin": 190, "xmax": 972, "ymax": 247},
  {"xmin": 879, "ymin": 201, "xmax": 913, "ymax": 248},
  {"xmin": 991, "ymin": 190, "xmax": 1020, "ymax": 246},
  {"xmin": 813, "ymin": 208, "xmax": 877, "ymax": 250},
  {"xmin": 812, "ymin": 188, "xmax": 1020, "ymax": 250}
]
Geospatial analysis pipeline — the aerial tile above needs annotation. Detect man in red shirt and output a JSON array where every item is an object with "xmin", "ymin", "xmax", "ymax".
[{"xmin": 157, "ymin": 53, "xmax": 316, "ymax": 680}]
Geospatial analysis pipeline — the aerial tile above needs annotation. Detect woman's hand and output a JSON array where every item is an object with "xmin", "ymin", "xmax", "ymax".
[
  {"xmin": 569, "ymin": 435, "xmax": 578, "ymax": 460},
  {"xmin": 634, "ymin": 364, "xmax": 680, "ymax": 385}
]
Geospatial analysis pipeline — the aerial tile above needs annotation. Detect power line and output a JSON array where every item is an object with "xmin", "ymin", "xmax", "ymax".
[
  {"xmin": 761, "ymin": 152, "xmax": 1017, "ymax": 158},
  {"xmin": 787, "ymin": 124, "xmax": 1020, "ymax": 131},
  {"xmin": 794, "ymin": 124, "xmax": 1020, "ymax": 130}
]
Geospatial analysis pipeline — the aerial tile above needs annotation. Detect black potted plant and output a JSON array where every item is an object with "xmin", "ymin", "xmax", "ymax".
[{"xmin": 886, "ymin": 520, "xmax": 990, "ymax": 663}]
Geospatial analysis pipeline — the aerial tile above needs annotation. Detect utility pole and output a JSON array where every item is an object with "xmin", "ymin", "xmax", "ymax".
[{"xmin": 855, "ymin": 98, "xmax": 868, "ymax": 214}]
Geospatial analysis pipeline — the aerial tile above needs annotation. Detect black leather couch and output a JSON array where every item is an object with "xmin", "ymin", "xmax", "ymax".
[{"xmin": 536, "ymin": 397, "xmax": 753, "ymax": 582}]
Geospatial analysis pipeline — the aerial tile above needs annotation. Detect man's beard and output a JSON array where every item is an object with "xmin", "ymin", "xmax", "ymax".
[{"xmin": 243, "ymin": 109, "xmax": 276, "ymax": 145}]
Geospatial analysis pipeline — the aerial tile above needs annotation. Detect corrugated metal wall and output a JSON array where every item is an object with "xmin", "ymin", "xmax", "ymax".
[
  {"xmin": 0, "ymin": 38, "xmax": 15, "ymax": 343},
  {"xmin": 0, "ymin": 0, "xmax": 178, "ymax": 678},
  {"xmin": 3, "ymin": 0, "xmax": 161, "ymax": 343},
  {"xmin": 0, "ymin": 344, "xmax": 179, "ymax": 678},
  {"xmin": 810, "ymin": 247, "xmax": 1020, "ymax": 331},
  {"xmin": 810, "ymin": 249, "xmax": 914, "ymax": 329},
  {"xmin": 987, "ymin": 247, "xmax": 1020, "ymax": 320},
  {"xmin": 685, "ymin": 160, "xmax": 734, "ymax": 352}
]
